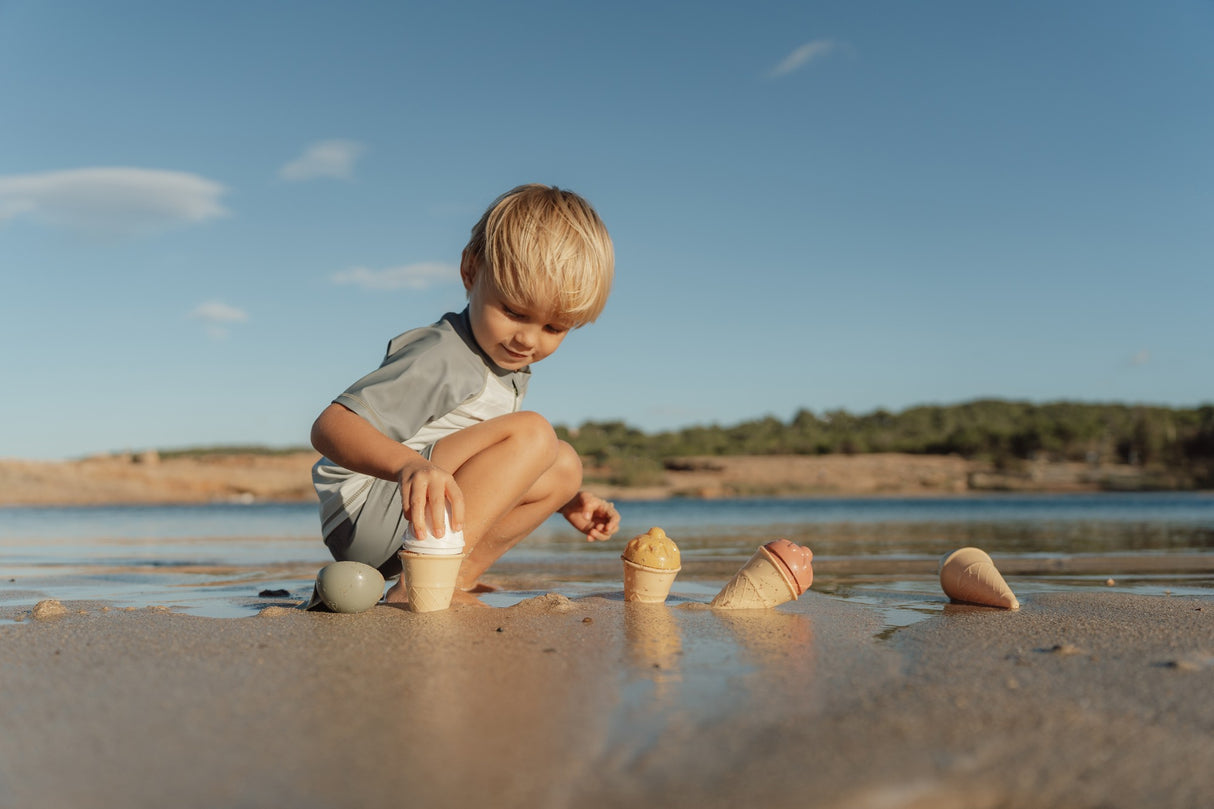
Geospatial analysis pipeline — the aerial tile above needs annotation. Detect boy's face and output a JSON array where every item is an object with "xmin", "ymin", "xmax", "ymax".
[{"xmin": 463, "ymin": 262, "xmax": 572, "ymax": 372}]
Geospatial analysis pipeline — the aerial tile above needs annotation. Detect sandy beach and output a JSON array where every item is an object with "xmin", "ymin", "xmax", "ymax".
[
  {"xmin": 2, "ymin": 468, "xmax": 1211, "ymax": 807},
  {"xmin": 1, "ymin": 587, "xmax": 1211, "ymax": 809}
]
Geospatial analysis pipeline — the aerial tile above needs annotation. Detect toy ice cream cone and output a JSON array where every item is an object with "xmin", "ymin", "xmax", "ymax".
[
  {"xmin": 401, "ymin": 504, "xmax": 466, "ymax": 555},
  {"xmin": 711, "ymin": 539, "xmax": 813, "ymax": 610},
  {"xmin": 622, "ymin": 559, "xmax": 680, "ymax": 603},
  {"xmin": 711, "ymin": 546, "xmax": 799, "ymax": 609},
  {"xmin": 401, "ymin": 551, "xmax": 465, "ymax": 613},
  {"xmin": 939, "ymin": 546, "xmax": 1019, "ymax": 609},
  {"xmin": 621, "ymin": 527, "xmax": 682, "ymax": 604}
]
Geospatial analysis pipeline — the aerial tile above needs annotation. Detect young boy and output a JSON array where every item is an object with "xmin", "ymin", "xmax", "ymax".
[{"xmin": 310, "ymin": 184, "xmax": 620, "ymax": 604}]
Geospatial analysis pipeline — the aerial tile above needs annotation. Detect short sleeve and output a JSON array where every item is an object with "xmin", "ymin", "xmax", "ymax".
[{"xmin": 333, "ymin": 323, "xmax": 486, "ymax": 444}]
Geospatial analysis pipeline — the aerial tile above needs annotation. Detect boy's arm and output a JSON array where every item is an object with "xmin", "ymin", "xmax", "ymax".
[
  {"xmin": 311, "ymin": 402, "xmax": 464, "ymax": 538},
  {"xmin": 311, "ymin": 402, "xmax": 417, "ymax": 480}
]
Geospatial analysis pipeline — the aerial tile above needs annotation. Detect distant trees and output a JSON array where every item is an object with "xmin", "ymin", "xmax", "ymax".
[
  {"xmin": 146, "ymin": 400, "xmax": 1214, "ymax": 491},
  {"xmin": 560, "ymin": 400, "xmax": 1214, "ymax": 488}
]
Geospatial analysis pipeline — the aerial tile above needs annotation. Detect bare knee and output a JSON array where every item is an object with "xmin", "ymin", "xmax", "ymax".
[
  {"xmin": 505, "ymin": 411, "xmax": 560, "ymax": 466},
  {"xmin": 552, "ymin": 440, "xmax": 584, "ymax": 499},
  {"xmin": 517, "ymin": 440, "xmax": 583, "ymax": 510}
]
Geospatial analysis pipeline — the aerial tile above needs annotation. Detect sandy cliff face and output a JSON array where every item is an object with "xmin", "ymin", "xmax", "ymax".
[
  {"xmin": 0, "ymin": 452, "xmax": 321, "ymax": 506},
  {"xmin": 623, "ymin": 453, "xmax": 973, "ymax": 499},
  {"xmin": 0, "ymin": 450, "xmax": 1156, "ymax": 507}
]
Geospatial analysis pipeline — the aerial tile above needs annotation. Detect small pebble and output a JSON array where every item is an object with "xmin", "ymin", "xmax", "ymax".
[
  {"xmin": 582, "ymin": 617, "xmax": 593, "ymax": 624},
  {"xmin": 1159, "ymin": 655, "xmax": 1214, "ymax": 671},
  {"xmin": 1040, "ymin": 643, "xmax": 1085, "ymax": 656},
  {"xmin": 1105, "ymin": 578, "xmax": 1115, "ymax": 586}
]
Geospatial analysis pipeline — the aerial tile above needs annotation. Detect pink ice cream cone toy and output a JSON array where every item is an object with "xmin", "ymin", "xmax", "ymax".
[{"xmin": 711, "ymin": 539, "xmax": 814, "ymax": 610}]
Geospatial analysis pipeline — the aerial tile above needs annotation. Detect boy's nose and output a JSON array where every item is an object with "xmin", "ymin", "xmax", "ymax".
[{"xmin": 513, "ymin": 327, "xmax": 538, "ymax": 348}]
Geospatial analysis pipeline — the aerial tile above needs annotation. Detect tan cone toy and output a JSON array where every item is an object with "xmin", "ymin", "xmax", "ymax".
[
  {"xmin": 710, "ymin": 541, "xmax": 812, "ymax": 610},
  {"xmin": 939, "ymin": 547, "xmax": 1019, "ymax": 609},
  {"xmin": 621, "ymin": 527, "xmax": 681, "ymax": 604},
  {"xmin": 401, "ymin": 551, "xmax": 465, "ymax": 613},
  {"xmin": 623, "ymin": 559, "xmax": 680, "ymax": 603}
]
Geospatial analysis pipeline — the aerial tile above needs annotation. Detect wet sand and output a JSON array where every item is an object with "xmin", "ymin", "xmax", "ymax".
[{"xmin": 1, "ymin": 590, "xmax": 1211, "ymax": 808}]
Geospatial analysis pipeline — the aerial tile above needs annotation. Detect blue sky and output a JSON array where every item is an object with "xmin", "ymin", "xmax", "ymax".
[{"xmin": 2, "ymin": 1, "xmax": 1211, "ymax": 460}]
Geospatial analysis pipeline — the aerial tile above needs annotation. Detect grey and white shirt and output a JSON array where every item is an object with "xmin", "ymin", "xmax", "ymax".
[{"xmin": 312, "ymin": 309, "xmax": 529, "ymax": 537}]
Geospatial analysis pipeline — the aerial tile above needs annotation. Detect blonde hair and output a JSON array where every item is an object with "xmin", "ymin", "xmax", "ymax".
[{"xmin": 464, "ymin": 184, "xmax": 613, "ymax": 326}]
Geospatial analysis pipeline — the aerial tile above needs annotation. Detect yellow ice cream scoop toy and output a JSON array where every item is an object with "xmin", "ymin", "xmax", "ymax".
[{"xmin": 621, "ymin": 527, "xmax": 681, "ymax": 603}]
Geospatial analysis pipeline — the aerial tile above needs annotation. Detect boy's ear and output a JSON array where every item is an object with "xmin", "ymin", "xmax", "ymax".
[{"xmin": 459, "ymin": 249, "xmax": 478, "ymax": 291}]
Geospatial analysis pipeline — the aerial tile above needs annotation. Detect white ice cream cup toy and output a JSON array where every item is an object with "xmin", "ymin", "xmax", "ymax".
[
  {"xmin": 401, "ymin": 504, "xmax": 466, "ymax": 555},
  {"xmin": 399, "ymin": 504, "xmax": 467, "ymax": 612}
]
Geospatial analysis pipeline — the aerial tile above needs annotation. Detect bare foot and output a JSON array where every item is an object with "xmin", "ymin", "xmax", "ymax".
[
  {"xmin": 384, "ymin": 580, "xmax": 407, "ymax": 604},
  {"xmin": 462, "ymin": 581, "xmax": 500, "ymax": 594},
  {"xmin": 451, "ymin": 589, "xmax": 490, "ymax": 607}
]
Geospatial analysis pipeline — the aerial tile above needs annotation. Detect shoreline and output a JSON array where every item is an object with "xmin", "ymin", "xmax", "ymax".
[
  {"xmin": 3, "ymin": 482, "xmax": 1211, "ymax": 807},
  {"xmin": 1, "ymin": 590, "xmax": 1210, "ymax": 808},
  {"xmin": 0, "ymin": 451, "xmax": 1199, "ymax": 507}
]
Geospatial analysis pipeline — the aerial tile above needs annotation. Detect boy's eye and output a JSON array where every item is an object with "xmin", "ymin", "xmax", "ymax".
[{"xmin": 544, "ymin": 324, "xmax": 569, "ymax": 335}]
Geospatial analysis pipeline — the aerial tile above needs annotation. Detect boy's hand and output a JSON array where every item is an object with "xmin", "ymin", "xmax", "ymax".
[
  {"xmin": 396, "ymin": 460, "xmax": 464, "ymax": 540},
  {"xmin": 560, "ymin": 492, "xmax": 620, "ymax": 542}
]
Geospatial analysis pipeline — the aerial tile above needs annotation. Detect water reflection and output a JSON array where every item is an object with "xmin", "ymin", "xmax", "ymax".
[
  {"xmin": 712, "ymin": 609, "xmax": 816, "ymax": 679},
  {"xmin": 623, "ymin": 603, "xmax": 684, "ymax": 697},
  {"xmin": 2, "ymin": 493, "xmax": 1212, "ymax": 618},
  {"xmin": 669, "ymin": 521, "xmax": 1214, "ymax": 560}
]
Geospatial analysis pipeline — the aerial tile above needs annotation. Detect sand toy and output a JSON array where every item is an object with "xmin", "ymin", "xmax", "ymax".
[
  {"xmin": 711, "ymin": 539, "xmax": 813, "ymax": 610},
  {"xmin": 939, "ymin": 546, "xmax": 1020, "ymax": 609},
  {"xmin": 303, "ymin": 561, "xmax": 385, "ymax": 613},
  {"xmin": 621, "ymin": 527, "xmax": 681, "ymax": 603}
]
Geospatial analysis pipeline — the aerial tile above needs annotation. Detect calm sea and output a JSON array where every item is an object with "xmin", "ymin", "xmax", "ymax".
[{"xmin": 2, "ymin": 493, "xmax": 1212, "ymax": 622}]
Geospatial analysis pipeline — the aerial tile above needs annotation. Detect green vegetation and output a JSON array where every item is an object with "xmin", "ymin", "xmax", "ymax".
[
  {"xmin": 139, "ymin": 400, "xmax": 1214, "ymax": 491},
  {"xmin": 557, "ymin": 400, "xmax": 1214, "ymax": 489}
]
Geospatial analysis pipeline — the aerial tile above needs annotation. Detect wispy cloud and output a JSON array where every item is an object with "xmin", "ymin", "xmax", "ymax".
[
  {"xmin": 190, "ymin": 300, "xmax": 249, "ymax": 339},
  {"xmin": 0, "ymin": 167, "xmax": 227, "ymax": 236},
  {"xmin": 331, "ymin": 262, "xmax": 459, "ymax": 291},
  {"xmin": 279, "ymin": 140, "xmax": 365, "ymax": 181},
  {"xmin": 768, "ymin": 39, "xmax": 838, "ymax": 78},
  {"xmin": 1129, "ymin": 349, "xmax": 1151, "ymax": 367}
]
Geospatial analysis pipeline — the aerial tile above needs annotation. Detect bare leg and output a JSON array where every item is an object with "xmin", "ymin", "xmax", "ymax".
[
  {"xmin": 456, "ymin": 440, "xmax": 582, "ymax": 588},
  {"xmin": 385, "ymin": 412, "xmax": 581, "ymax": 600}
]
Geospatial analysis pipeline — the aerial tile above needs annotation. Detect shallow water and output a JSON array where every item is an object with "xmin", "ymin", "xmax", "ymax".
[{"xmin": 2, "ymin": 493, "xmax": 1212, "ymax": 624}]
